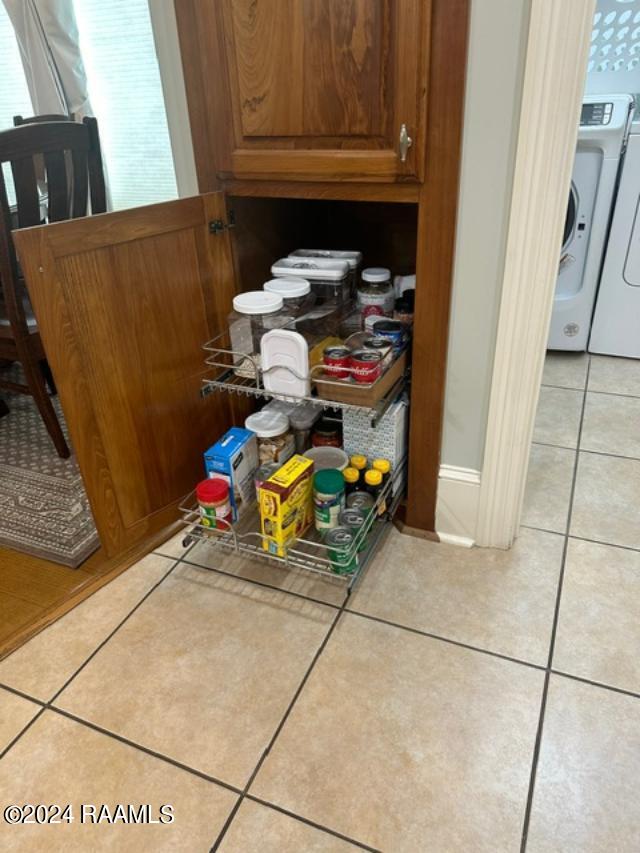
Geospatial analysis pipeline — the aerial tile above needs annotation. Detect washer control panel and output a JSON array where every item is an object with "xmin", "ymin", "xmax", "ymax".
[{"xmin": 581, "ymin": 102, "xmax": 613, "ymax": 127}]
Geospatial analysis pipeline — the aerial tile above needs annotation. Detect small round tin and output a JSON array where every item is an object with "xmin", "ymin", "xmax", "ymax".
[
  {"xmin": 370, "ymin": 319, "xmax": 405, "ymax": 352},
  {"xmin": 325, "ymin": 526, "xmax": 358, "ymax": 575},
  {"xmin": 349, "ymin": 349, "xmax": 382, "ymax": 384}
]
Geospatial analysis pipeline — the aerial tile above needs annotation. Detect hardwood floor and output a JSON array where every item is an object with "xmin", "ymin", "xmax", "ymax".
[
  {"xmin": 0, "ymin": 523, "xmax": 181, "ymax": 660},
  {"xmin": 0, "ymin": 545, "xmax": 109, "ymax": 657}
]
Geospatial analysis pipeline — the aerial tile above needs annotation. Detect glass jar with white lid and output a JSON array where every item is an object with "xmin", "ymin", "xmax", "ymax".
[
  {"xmin": 357, "ymin": 267, "xmax": 394, "ymax": 332},
  {"xmin": 228, "ymin": 291, "xmax": 287, "ymax": 377},
  {"xmin": 263, "ymin": 277, "xmax": 315, "ymax": 317}
]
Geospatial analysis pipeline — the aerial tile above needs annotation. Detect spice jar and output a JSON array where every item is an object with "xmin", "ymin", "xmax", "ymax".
[
  {"xmin": 228, "ymin": 291, "xmax": 287, "ymax": 377},
  {"xmin": 263, "ymin": 277, "xmax": 314, "ymax": 317},
  {"xmin": 311, "ymin": 419, "xmax": 342, "ymax": 448},
  {"xmin": 357, "ymin": 268, "xmax": 394, "ymax": 332},
  {"xmin": 245, "ymin": 410, "xmax": 295, "ymax": 465},
  {"xmin": 350, "ymin": 455, "xmax": 367, "ymax": 487},
  {"xmin": 196, "ymin": 478, "xmax": 232, "ymax": 529},
  {"xmin": 364, "ymin": 468, "xmax": 386, "ymax": 515},
  {"xmin": 343, "ymin": 467, "xmax": 360, "ymax": 496}
]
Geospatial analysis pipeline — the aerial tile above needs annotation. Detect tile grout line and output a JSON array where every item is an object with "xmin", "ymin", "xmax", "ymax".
[
  {"xmin": 0, "ymin": 553, "xmax": 184, "ymax": 766},
  {"xmin": 519, "ymin": 355, "xmax": 591, "ymax": 852},
  {"xmin": 521, "ymin": 525, "xmax": 640, "ymax": 556},
  {"xmin": 209, "ymin": 605, "xmax": 347, "ymax": 852},
  {"xmin": 532, "ymin": 439, "xmax": 640, "ymax": 465},
  {"xmin": 551, "ymin": 669, "xmax": 640, "ymax": 701}
]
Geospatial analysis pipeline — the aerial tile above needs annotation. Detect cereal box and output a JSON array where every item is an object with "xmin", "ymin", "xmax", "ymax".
[{"xmin": 259, "ymin": 455, "xmax": 314, "ymax": 556}]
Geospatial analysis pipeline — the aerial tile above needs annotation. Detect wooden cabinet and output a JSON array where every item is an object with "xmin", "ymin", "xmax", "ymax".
[
  {"xmin": 13, "ymin": 0, "xmax": 469, "ymax": 565},
  {"xmin": 175, "ymin": 0, "xmax": 431, "ymax": 184}
]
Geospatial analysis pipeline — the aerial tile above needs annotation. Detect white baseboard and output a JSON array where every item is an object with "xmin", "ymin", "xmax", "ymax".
[{"xmin": 435, "ymin": 465, "xmax": 481, "ymax": 548}]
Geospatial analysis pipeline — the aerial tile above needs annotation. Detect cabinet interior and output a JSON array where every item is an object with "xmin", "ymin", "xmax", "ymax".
[{"xmin": 228, "ymin": 196, "xmax": 419, "ymax": 299}]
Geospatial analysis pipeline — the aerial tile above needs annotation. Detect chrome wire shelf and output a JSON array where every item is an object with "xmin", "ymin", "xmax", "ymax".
[
  {"xmin": 180, "ymin": 457, "xmax": 406, "ymax": 589},
  {"xmin": 201, "ymin": 326, "xmax": 408, "ymax": 427}
]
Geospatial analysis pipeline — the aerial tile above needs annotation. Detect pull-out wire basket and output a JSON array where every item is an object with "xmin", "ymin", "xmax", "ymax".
[{"xmin": 180, "ymin": 457, "xmax": 406, "ymax": 590}]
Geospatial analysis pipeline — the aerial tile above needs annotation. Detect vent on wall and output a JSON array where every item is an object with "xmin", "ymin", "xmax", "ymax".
[{"xmin": 586, "ymin": 0, "xmax": 640, "ymax": 93}]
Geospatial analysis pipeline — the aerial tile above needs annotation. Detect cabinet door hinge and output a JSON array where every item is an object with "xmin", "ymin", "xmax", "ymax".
[{"xmin": 209, "ymin": 209, "xmax": 236, "ymax": 234}]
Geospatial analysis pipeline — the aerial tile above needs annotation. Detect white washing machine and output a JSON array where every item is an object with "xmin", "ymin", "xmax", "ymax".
[
  {"xmin": 589, "ymin": 113, "xmax": 640, "ymax": 356},
  {"xmin": 548, "ymin": 94, "xmax": 634, "ymax": 351}
]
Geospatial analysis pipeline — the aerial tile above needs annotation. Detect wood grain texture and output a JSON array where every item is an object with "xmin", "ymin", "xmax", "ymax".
[
  {"xmin": 224, "ymin": 179, "xmax": 420, "ymax": 202},
  {"xmin": 13, "ymin": 194, "xmax": 236, "ymax": 558},
  {"xmin": 175, "ymin": 0, "xmax": 430, "ymax": 184},
  {"xmin": 404, "ymin": 0, "xmax": 471, "ymax": 532}
]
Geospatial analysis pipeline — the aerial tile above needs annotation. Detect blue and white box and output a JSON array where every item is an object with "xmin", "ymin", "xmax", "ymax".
[{"xmin": 204, "ymin": 428, "xmax": 258, "ymax": 521}]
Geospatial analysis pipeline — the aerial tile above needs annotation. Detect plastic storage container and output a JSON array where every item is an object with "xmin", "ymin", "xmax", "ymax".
[
  {"xmin": 263, "ymin": 277, "xmax": 314, "ymax": 316},
  {"xmin": 357, "ymin": 268, "xmax": 394, "ymax": 332},
  {"xmin": 228, "ymin": 291, "xmax": 287, "ymax": 376},
  {"xmin": 288, "ymin": 250, "xmax": 362, "ymax": 298},
  {"xmin": 289, "ymin": 401, "xmax": 323, "ymax": 453},
  {"xmin": 271, "ymin": 257, "xmax": 351, "ymax": 305}
]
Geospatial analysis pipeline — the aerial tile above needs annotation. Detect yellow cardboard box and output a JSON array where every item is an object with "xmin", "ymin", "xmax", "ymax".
[{"xmin": 259, "ymin": 454, "xmax": 314, "ymax": 556}]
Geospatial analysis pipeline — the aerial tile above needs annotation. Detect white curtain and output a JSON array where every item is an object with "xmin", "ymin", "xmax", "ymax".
[{"xmin": 1, "ymin": 0, "xmax": 90, "ymax": 119}]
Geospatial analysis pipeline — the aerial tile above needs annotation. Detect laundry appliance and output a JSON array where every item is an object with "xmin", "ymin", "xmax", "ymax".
[{"xmin": 547, "ymin": 93, "xmax": 634, "ymax": 351}]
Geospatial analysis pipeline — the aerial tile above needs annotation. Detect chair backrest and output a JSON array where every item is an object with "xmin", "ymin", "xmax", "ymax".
[
  {"xmin": 13, "ymin": 113, "xmax": 75, "ymax": 126},
  {"xmin": 0, "ymin": 117, "xmax": 107, "ymax": 336}
]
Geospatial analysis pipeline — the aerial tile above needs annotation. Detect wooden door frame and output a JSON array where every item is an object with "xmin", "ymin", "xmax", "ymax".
[{"xmin": 475, "ymin": 0, "xmax": 597, "ymax": 548}]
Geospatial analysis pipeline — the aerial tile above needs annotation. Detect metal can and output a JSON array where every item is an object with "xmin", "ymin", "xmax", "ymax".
[
  {"xmin": 325, "ymin": 526, "xmax": 358, "ymax": 575},
  {"xmin": 313, "ymin": 469, "xmax": 346, "ymax": 530},
  {"xmin": 369, "ymin": 319, "xmax": 405, "ymax": 353},
  {"xmin": 323, "ymin": 345, "xmax": 351, "ymax": 380},
  {"xmin": 350, "ymin": 349, "xmax": 382, "ymax": 384},
  {"xmin": 363, "ymin": 336, "xmax": 393, "ymax": 367},
  {"xmin": 346, "ymin": 490, "xmax": 375, "ymax": 513},
  {"xmin": 339, "ymin": 507, "xmax": 368, "ymax": 552},
  {"xmin": 254, "ymin": 462, "xmax": 279, "ymax": 495}
]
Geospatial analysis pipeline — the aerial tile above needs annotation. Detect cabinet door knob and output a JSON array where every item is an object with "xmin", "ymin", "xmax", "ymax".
[{"xmin": 399, "ymin": 124, "xmax": 413, "ymax": 162}]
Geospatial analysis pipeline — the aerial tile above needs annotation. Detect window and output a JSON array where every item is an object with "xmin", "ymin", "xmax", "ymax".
[
  {"xmin": 0, "ymin": 4, "xmax": 33, "ymax": 206},
  {"xmin": 73, "ymin": 0, "xmax": 178, "ymax": 209}
]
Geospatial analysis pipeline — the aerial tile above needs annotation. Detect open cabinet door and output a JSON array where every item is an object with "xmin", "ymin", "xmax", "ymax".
[{"xmin": 14, "ymin": 194, "xmax": 238, "ymax": 559}]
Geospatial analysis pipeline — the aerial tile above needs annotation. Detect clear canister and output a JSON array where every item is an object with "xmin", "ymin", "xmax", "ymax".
[
  {"xmin": 357, "ymin": 267, "xmax": 394, "ymax": 332},
  {"xmin": 263, "ymin": 277, "xmax": 315, "ymax": 317},
  {"xmin": 228, "ymin": 291, "xmax": 286, "ymax": 376}
]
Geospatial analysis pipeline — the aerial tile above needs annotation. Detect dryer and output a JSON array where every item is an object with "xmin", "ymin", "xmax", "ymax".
[
  {"xmin": 590, "ymin": 114, "xmax": 640, "ymax": 356},
  {"xmin": 548, "ymin": 94, "xmax": 634, "ymax": 351}
]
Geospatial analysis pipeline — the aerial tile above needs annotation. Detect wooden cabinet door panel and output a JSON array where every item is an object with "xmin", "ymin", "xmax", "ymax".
[
  {"xmin": 14, "ymin": 194, "xmax": 237, "ymax": 558},
  {"xmin": 176, "ymin": 0, "xmax": 430, "ymax": 183}
]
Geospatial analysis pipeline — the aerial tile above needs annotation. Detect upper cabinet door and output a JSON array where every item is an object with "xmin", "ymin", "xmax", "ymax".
[
  {"xmin": 14, "ymin": 194, "xmax": 238, "ymax": 559},
  {"xmin": 176, "ymin": 0, "xmax": 431, "ymax": 184}
]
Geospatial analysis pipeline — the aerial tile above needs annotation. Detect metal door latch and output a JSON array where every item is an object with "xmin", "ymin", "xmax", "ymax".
[{"xmin": 209, "ymin": 210, "xmax": 236, "ymax": 234}]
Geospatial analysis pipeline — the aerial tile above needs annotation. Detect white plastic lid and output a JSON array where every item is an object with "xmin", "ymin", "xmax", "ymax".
[
  {"xmin": 289, "ymin": 249, "xmax": 362, "ymax": 270},
  {"xmin": 271, "ymin": 257, "xmax": 350, "ymax": 281},
  {"xmin": 233, "ymin": 291, "xmax": 283, "ymax": 315},
  {"xmin": 264, "ymin": 277, "xmax": 311, "ymax": 298},
  {"xmin": 362, "ymin": 267, "xmax": 391, "ymax": 283},
  {"xmin": 245, "ymin": 410, "xmax": 290, "ymax": 438}
]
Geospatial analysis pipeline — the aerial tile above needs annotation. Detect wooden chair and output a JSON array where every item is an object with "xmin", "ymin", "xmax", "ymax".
[
  {"xmin": 13, "ymin": 114, "xmax": 74, "ymax": 126},
  {"xmin": 0, "ymin": 117, "xmax": 107, "ymax": 457}
]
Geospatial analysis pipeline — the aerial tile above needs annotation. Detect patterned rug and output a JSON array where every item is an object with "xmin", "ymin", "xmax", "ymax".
[{"xmin": 0, "ymin": 377, "xmax": 99, "ymax": 567}]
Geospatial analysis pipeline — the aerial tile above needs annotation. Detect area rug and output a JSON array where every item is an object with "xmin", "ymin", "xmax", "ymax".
[{"xmin": 0, "ymin": 380, "xmax": 99, "ymax": 567}]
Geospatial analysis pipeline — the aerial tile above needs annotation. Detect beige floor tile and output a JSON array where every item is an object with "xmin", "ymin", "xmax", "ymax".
[
  {"xmin": 0, "ymin": 711, "xmax": 236, "ymax": 852},
  {"xmin": 55, "ymin": 565, "xmax": 335, "ymax": 788},
  {"xmin": 533, "ymin": 386, "xmax": 583, "ymax": 449},
  {"xmin": 0, "ymin": 688, "xmax": 40, "ymax": 752},
  {"xmin": 153, "ymin": 529, "xmax": 192, "ymax": 560},
  {"xmin": 553, "ymin": 539, "xmax": 640, "ymax": 693},
  {"xmin": 522, "ymin": 444, "xmax": 575, "ymax": 533},
  {"xmin": 589, "ymin": 354, "xmax": 640, "ymax": 397},
  {"xmin": 253, "ymin": 614, "xmax": 544, "ymax": 853},
  {"xmin": 185, "ymin": 542, "xmax": 347, "ymax": 608},
  {"xmin": 349, "ymin": 527, "xmax": 563, "ymax": 665},
  {"xmin": 0, "ymin": 554, "xmax": 174, "ymax": 702},
  {"xmin": 526, "ymin": 676, "xmax": 640, "ymax": 853},
  {"xmin": 542, "ymin": 352, "xmax": 589, "ymax": 390},
  {"xmin": 580, "ymin": 392, "xmax": 640, "ymax": 459},
  {"xmin": 570, "ymin": 452, "xmax": 640, "ymax": 549},
  {"xmin": 219, "ymin": 800, "xmax": 360, "ymax": 852}
]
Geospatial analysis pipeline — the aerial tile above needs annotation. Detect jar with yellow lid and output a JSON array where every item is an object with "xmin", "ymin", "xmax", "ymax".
[
  {"xmin": 343, "ymin": 466, "xmax": 360, "ymax": 496},
  {"xmin": 364, "ymin": 468, "xmax": 386, "ymax": 515},
  {"xmin": 350, "ymin": 454, "xmax": 367, "ymax": 487}
]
